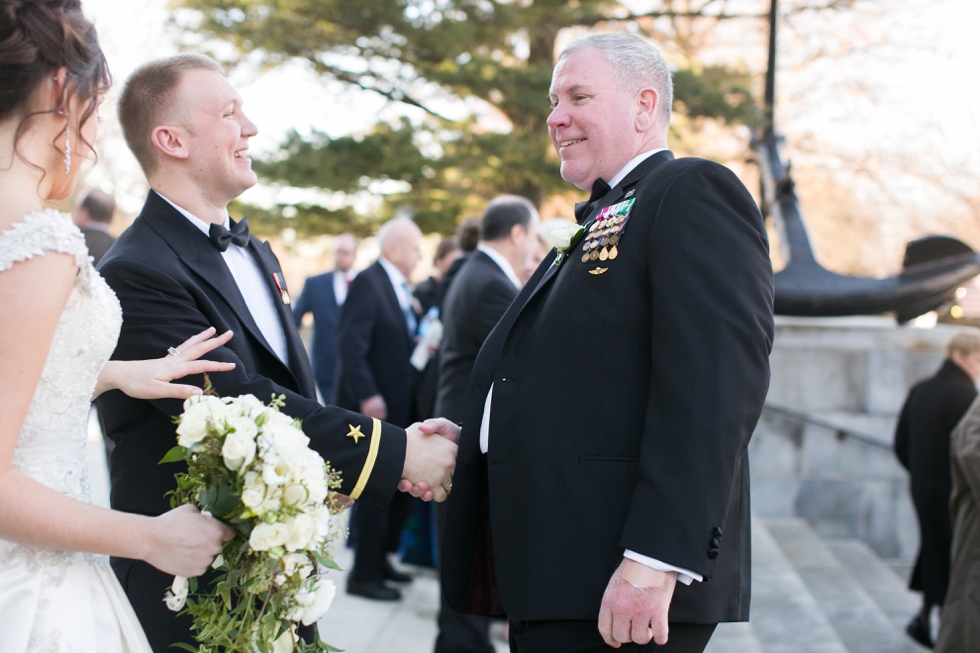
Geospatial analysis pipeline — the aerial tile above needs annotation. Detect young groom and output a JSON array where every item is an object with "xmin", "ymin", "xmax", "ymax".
[{"xmin": 98, "ymin": 54, "xmax": 457, "ymax": 652}]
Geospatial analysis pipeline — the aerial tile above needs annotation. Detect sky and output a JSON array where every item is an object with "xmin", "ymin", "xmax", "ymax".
[{"xmin": 78, "ymin": 0, "xmax": 980, "ymax": 218}]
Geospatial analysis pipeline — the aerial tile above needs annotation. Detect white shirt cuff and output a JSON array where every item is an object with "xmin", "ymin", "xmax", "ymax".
[{"xmin": 623, "ymin": 550, "xmax": 702, "ymax": 586}]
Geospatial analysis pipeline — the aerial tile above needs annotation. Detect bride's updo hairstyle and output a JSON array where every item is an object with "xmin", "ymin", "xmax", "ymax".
[{"xmin": 0, "ymin": 0, "xmax": 110, "ymax": 163}]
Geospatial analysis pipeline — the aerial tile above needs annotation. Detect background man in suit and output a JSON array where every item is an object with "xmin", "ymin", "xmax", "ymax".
[
  {"xmin": 74, "ymin": 188, "xmax": 116, "ymax": 264},
  {"xmin": 99, "ymin": 54, "xmax": 457, "ymax": 652},
  {"xmin": 433, "ymin": 194, "xmax": 537, "ymax": 653},
  {"xmin": 292, "ymin": 233, "xmax": 359, "ymax": 403},
  {"xmin": 336, "ymin": 217, "xmax": 424, "ymax": 601},
  {"xmin": 440, "ymin": 34, "xmax": 774, "ymax": 653},
  {"xmin": 894, "ymin": 330, "xmax": 980, "ymax": 648}
]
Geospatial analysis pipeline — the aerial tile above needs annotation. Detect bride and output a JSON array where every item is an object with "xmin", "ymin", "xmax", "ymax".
[{"xmin": 0, "ymin": 0, "xmax": 237, "ymax": 650}]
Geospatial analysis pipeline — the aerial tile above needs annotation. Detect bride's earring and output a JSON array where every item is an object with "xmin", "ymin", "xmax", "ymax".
[{"xmin": 63, "ymin": 113, "xmax": 71, "ymax": 175}]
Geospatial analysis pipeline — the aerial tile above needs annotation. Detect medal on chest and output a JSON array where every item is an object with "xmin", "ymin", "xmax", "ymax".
[{"xmin": 581, "ymin": 198, "xmax": 635, "ymax": 264}]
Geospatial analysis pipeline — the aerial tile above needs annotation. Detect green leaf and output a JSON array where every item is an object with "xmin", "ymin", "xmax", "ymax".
[
  {"xmin": 159, "ymin": 446, "xmax": 187, "ymax": 464},
  {"xmin": 169, "ymin": 644, "xmax": 198, "ymax": 652}
]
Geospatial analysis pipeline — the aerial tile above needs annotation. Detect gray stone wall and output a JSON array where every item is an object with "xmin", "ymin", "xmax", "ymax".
[{"xmin": 750, "ymin": 316, "xmax": 969, "ymax": 559}]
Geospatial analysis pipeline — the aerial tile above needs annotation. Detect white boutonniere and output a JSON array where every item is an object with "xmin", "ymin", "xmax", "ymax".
[{"xmin": 551, "ymin": 224, "xmax": 585, "ymax": 266}]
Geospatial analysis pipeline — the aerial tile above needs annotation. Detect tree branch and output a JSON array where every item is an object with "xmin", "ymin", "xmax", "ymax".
[{"xmin": 311, "ymin": 63, "xmax": 452, "ymax": 121}]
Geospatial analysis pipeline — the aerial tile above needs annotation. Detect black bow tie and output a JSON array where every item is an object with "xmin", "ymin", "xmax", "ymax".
[
  {"xmin": 209, "ymin": 217, "xmax": 250, "ymax": 252},
  {"xmin": 573, "ymin": 178, "xmax": 612, "ymax": 223}
]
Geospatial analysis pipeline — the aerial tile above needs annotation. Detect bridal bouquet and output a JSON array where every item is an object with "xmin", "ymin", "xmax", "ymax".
[{"xmin": 161, "ymin": 389, "xmax": 348, "ymax": 653}]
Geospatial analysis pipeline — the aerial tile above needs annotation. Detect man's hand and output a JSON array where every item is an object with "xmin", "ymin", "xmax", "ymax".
[
  {"xmin": 598, "ymin": 559, "xmax": 677, "ymax": 648},
  {"xmin": 399, "ymin": 419, "xmax": 458, "ymax": 502},
  {"xmin": 360, "ymin": 394, "xmax": 387, "ymax": 420}
]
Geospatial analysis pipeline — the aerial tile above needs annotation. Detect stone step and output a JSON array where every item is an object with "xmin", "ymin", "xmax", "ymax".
[
  {"xmin": 748, "ymin": 517, "xmax": 849, "ymax": 653},
  {"xmin": 704, "ymin": 622, "xmax": 764, "ymax": 653},
  {"xmin": 764, "ymin": 518, "xmax": 919, "ymax": 653},
  {"xmin": 824, "ymin": 540, "xmax": 921, "ymax": 637}
]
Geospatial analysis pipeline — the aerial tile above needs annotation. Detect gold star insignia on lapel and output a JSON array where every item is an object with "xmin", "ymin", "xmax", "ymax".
[{"xmin": 346, "ymin": 424, "xmax": 365, "ymax": 444}]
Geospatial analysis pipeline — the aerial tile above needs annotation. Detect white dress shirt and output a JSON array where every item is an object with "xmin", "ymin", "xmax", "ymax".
[
  {"xmin": 377, "ymin": 257, "xmax": 413, "ymax": 311},
  {"xmin": 333, "ymin": 269, "xmax": 355, "ymax": 306},
  {"xmin": 476, "ymin": 149, "xmax": 701, "ymax": 585},
  {"xmin": 158, "ymin": 193, "xmax": 289, "ymax": 366}
]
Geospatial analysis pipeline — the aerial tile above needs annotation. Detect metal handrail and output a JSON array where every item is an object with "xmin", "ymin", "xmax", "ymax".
[{"xmin": 761, "ymin": 403, "xmax": 892, "ymax": 451}]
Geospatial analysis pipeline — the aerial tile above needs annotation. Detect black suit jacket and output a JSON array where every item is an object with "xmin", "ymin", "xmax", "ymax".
[
  {"xmin": 441, "ymin": 152, "xmax": 774, "ymax": 624},
  {"xmin": 436, "ymin": 250, "xmax": 519, "ymax": 423},
  {"xmin": 292, "ymin": 270, "xmax": 342, "ymax": 401},
  {"xmin": 97, "ymin": 192, "xmax": 406, "ymax": 512},
  {"xmin": 335, "ymin": 260, "xmax": 417, "ymax": 428},
  {"xmin": 81, "ymin": 226, "xmax": 115, "ymax": 265}
]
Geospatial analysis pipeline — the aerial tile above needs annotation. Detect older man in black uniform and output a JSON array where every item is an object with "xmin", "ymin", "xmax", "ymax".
[{"xmin": 437, "ymin": 34, "xmax": 774, "ymax": 653}]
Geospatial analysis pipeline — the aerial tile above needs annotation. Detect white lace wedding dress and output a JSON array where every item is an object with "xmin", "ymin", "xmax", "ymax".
[{"xmin": 0, "ymin": 211, "xmax": 152, "ymax": 652}]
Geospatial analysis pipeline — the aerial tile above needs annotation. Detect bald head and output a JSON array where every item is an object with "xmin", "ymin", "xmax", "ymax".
[{"xmin": 377, "ymin": 218, "xmax": 423, "ymax": 278}]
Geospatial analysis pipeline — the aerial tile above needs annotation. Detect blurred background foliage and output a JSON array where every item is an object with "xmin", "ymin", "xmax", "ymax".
[{"xmin": 171, "ymin": 0, "xmax": 842, "ymax": 236}]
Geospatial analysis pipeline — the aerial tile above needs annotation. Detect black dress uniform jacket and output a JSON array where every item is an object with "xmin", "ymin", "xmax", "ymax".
[
  {"xmin": 441, "ymin": 151, "xmax": 774, "ymax": 625},
  {"xmin": 97, "ymin": 190, "xmax": 406, "ymax": 651}
]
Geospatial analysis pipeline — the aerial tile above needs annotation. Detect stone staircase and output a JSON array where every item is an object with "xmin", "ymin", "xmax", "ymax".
[{"xmin": 705, "ymin": 517, "xmax": 926, "ymax": 653}]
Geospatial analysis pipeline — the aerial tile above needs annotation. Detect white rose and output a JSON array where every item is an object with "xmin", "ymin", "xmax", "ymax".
[
  {"xmin": 257, "ymin": 486, "xmax": 283, "ymax": 515},
  {"xmin": 282, "ymin": 552, "xmax": 313, "ymax": 578},
  {"xmin": 164, "ymin": 575, "xmax": 188, "ymax": 612},
  {"xmin": 175, "ymin": 395, "xmax": 225, "ymax": 448},
  {"xmin": 230, "ymin": 394, "xmax": 265, "ymax": 418},
  {"xmin": 555, "ymin": 221, "xmax": 586, "ymax": 248},
  {"xmin": 301, "ymin": 578, "xmax": 337, "ymax": 626},
  {"xmin": 221, "ymin": 427, "xmax": 257, "ymax": 472},
  {"xmin": 282, "ymin": 483, "xmax": 309, "ymax": 508},
  {"xmin": 285, "ymin": 514, "xmax": 316, "ymax": 552},
  {"xmin": 248, "ymin": 521, "xmax": 289, "ymax": 551},
  {"xmin": 227, "ymin": 414, "xmax": 258, "ymax": 440},
  {"xmin": 241, "ymin": 472, "xmax": 266, "ymax": 510}
]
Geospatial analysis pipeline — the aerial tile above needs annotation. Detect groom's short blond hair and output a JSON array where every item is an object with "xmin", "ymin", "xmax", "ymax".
[{"xmin": 117, "ymin": 53, "xmax": 223, "ymax": 176}]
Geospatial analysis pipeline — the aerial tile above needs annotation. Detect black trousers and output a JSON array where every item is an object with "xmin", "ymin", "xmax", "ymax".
[
  {"xmin": 350, "ymin": 491, "xmax": 413, "ymax": 582},
  {"xmin": 508, "ymin": 620, "xmax": 716, "ymax": 653},
  {"xmin": 434, "ymin": 500, "xmax": 496, "ymax": 653}
]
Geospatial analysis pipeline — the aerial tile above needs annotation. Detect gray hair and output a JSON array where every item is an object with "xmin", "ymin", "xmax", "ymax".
[
  {"xmin": 377, "ymin": 217, "xmax": 421, "ymax": 251},
  {"xmin": 560, "ymin": 33, "xmax": 673, "ymax": 130}
]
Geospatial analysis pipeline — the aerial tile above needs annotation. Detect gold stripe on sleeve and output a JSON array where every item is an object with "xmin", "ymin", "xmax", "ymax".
[{"xmin": 349, "ymin": 418, "xmax": 382, "ymax": 500}]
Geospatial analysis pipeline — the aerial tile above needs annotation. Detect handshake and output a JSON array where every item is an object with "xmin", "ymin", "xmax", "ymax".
[{"xmin": 398, "ymin": 418, "xmax": 461, "ymax": 503}]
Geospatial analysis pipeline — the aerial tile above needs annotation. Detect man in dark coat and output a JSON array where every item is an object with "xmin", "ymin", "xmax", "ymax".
[
  {"xmin": 100, "ymin": 54, "xmax": 457, "ymax": 652},
  {"xmin": 292, "ymin": 233, "xmax": 359, "ymax": 403},
  {"xmin": 895, "ymin": 330, "xmax": 980, "ymax": 648},
  {"xmin": 433, "ymin": 195, "xmax": 537, "ymax": 653},
  {"xmin": 439, "ymin": 34, "xmax": 774, "ymax": 653},
  {"xmin": 336, "ymin": 217, "xmax": 424, "ymax": 601}
]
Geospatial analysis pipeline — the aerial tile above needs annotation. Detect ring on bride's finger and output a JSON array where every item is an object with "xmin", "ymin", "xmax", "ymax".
[
  {"xmin": 168, "ymin": 347, "xmax": 181, "ymax": 357},
  {"xmin": 443, "ymin": 484, "xmax": 453, "ymax": 495}
]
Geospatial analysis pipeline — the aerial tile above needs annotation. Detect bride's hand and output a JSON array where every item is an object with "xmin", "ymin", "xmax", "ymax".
[
  {"xmin": 93, "ymin": 327, "xmax": 236, "ymax": 401},
  {"xmin": 143, "ymin": 505, "xmax": 236, "ymax": 577}
]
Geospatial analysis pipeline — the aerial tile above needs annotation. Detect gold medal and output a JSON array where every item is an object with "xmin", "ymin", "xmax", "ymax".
[
  {"xmin": 609, "ymin": 245, "xmax": 619, "ymax": 260},
  {"xmin": 590, "ymin": 249, "xmax": 600, "ymax": 261},
  {"xmin": 581, "ymin": 252, "xmax": 590, "ymax": 263},
  {"xmin": 599, "ymin": 247, "xmax": 609, "ymax": 261}
]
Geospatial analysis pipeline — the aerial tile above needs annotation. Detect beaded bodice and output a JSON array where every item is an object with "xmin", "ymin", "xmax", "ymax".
[{"xmin": 0, "ymin": 210, "xmax": 121, "ymax": 503}]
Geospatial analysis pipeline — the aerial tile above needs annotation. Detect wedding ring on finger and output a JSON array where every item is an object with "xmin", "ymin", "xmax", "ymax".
[
  {"xmin": 443, "ymin": 483, "xmax": 453, "ymax": 495},
  {"xmin": 168, "ymin": 347, "xmax": 181, "ymax": 357}
]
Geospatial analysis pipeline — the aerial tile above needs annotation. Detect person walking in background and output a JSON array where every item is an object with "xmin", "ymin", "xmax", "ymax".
[
  {"xmin": 895, "ymin": 329, "xmax": 980, "ymax": 648},
  {"xmin": 433, "ymin": 195, "xmax": 538, "ymax": 653},
  {"xmin": 292, "ymin": 233, "xmax": 359, "ymax": 403},
  {"xmin": 935, "ymin": 393, "xmax": 980, "ymax": 653},
  {"xmin": 337, "ymin": 217, "xmax": 424, "ymax": 601},
  {"xmin": 74, "ymin": 188, "xmax": 116, "ymax": 264}
]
